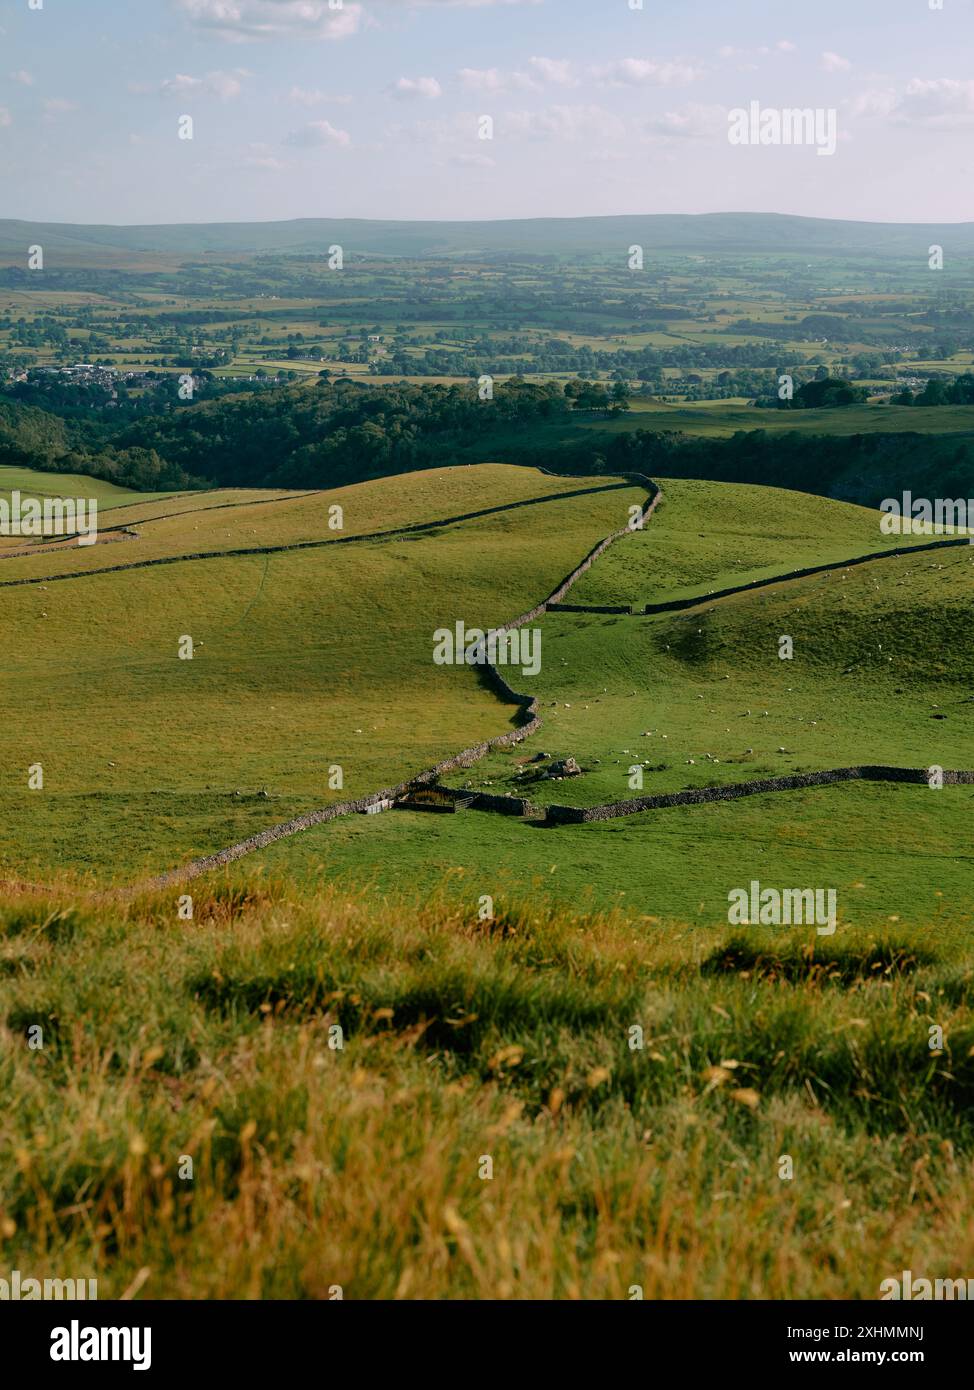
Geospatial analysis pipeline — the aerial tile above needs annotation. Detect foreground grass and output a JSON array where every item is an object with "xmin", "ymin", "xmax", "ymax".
[{"xmin": 1, "ymin": 879, "xmax": 972, "ymax": 1299}]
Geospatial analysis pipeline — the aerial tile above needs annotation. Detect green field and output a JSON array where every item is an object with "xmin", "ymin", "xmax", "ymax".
[
  {"xmin": 2, "ymin": 867, "xmax": 971, "ymax": 1299},
  {"xmin": 3, "ymin": 463, "xmax": 970, "ymax": 921},
  {"xmin": 2, "ymin": 454, "xmax": 972, "ymax": 1303},
  {"xmin": 569, "ymin": 477, "xmax": 954, "ymax": 606},
  {"xmin": 0, "ymin": 465, "xmax": 642, "ymax": 880},
  {"xmin": 229, "ymin": 477, "xmax": 973, "ymax": 932},
  {"xmin": 602, "ymin": 402, "xmax": 974, "ymax": 437},
  {"xmin": 0, "ymin": 463, "xmax": 175, "ymax": 511}
]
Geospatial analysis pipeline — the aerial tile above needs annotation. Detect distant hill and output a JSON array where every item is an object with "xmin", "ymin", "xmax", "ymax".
[{"xmin": 2, "ymin": 212, "xmax": 974, "ymax": 260}]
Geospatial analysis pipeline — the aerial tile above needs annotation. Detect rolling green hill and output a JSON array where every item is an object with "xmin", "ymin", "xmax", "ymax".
[
  {"xmin": 3, "ymin": 460, "xmax": 968, "ymax": 933},
  {"xmin": 2, "ymin": 459, "xmax": 972, "ymax": 1304},
  {"xmin": 3, "ymin": 212, "xmax": 974, "ymax": 260},
  {"xmin": 0, "ymin": 465, "xmax": 640, "ymax": 880},
  {"xmin": 568, "ymin": 477, "xmax": 957, "ymax": 606},
  {"xmin": 0, "ymin": 463, "xmax": 175, "ymax": 512},
  {"xmin": 205, "ymin": 475, "xmax": 973, "ymax": 933}
]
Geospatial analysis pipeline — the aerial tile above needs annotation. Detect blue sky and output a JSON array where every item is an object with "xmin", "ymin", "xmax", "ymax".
[{"xmin": 2, "ymin": 0, "xmax": 973, "ymax": 225}]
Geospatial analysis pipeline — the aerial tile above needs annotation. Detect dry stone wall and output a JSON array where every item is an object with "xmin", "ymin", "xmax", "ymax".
[
  {"xmin": 544, "ymin": 765, "xmax": 974, "ymax": 825},
  {"xmin": 642, "ymin": 534, "xmax": 972, "ymax": 614},
  {"xmin": 61, "ymin": 467, "xmax": 974, "ymax": 895},
  {"xmin": 0, "ymin": 479, "xmax": 637, "ymax": 591},
  {"xmin": 547, "ymin": 602, "xmax": 633, "ymax": 614},
  {"xmin": 135, "ymin": 472, "xmax": 660, "ymax": 891}
]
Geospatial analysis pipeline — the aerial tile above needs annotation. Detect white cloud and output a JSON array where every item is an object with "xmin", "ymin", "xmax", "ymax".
[
  {"xmin": 598, "ymin": 58, "xmax": 704, "ymax": 87},
  {"xmin": 289, "ymin": 87, "xmax": 351, "ymax": 106},
  {"xmin": 157, "ymin": 74, "xmax": 205, "ymax": 96},
  {"xmin": 849, "ymin": 88, "xmax": 897, "ymax": 118},
  {"xmin": 175, "ymin": 0, "xmax": 364, "ymax": 43},
  {"xmin": 285, "ymin": 118, "xmax": 351, "ymax": 147},
  {"xmin": 458, "ymin": 66, "xmax": 538, "ymax": 92},
  {"xmin": 529, "ymin": 57, "xmax": 575, "ymax": 87},
  {"xmin": 450, "ymin": 151, "xmax": 496, "ymax": 167},
  {"xmin": 460, "ymin": 67, "xmax": 506, "ymax": 92},
  {"xmin": 0, "ymin": 107, "xmax": 11, "ymax": 128},
  {"xmin": 205, "ymin": 70, "xmax": 249, "ymax": 99},
  {"xmin": 893, "ymin": 77, "xmax": 974, "ymax": 127},
  {"xmin": 718, "ymin": 42, "xmax": 795, "ymax": 67},
  {"xmin": 388, "ymin": 0, "xmax": 542, "ymax": 5},
  {"xmin": 44, "ymin": 98, "xmax": 79, "ymax": 116},
  {"xmin": 10, "ymin": 70, "xmax": 33, "ymax": 86},
  {"xmin": 457, "ymin": 58, "xmax": 575, "ymax": 93},
  {"xmin": 850, "ymin": 77, "xmax": 974, "ymax": 128},
  {"xmin": 390, "ymin": 77, "xmax": 442, "ymax": 100},
  {"xmin": 822, "ymin": 51, "xmax": 852, "ymax": 73},
  {"xmin": 131, "ymin": 70, "xmax": 249, "ymax": 100}
]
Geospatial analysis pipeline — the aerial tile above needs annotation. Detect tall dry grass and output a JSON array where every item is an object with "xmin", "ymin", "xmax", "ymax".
[{"xmin": 1, "ymin": 877, "xmax": 972, "ymax": 1298}]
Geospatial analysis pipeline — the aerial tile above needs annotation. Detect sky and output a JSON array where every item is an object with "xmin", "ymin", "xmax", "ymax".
[{"xmin": 1, "ymin": 0, "xmax": 973, "ymax": 226}]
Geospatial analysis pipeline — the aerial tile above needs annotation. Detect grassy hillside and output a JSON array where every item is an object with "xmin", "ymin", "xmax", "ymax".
[
  {"xmin": 0, "ymin": 464, "xmax": 619, "ymax": 580},
  {"xmin": 0, "ymin": 465, "xmax": 641, "ymax": 881},
  {"xmin": 234, "ymin": 478, "xmax": 973, "ymax": 931},
  {"xmin": 247, "ymin": 780, "xmax": 974, "ymax": 931},
  {"xmin": 3, "ymin": 465, "xmax": 971, "ymax": 920},
  {"xmin": 0, "ymin": 464, "xmax": 178, "ymax": 555},
  {"xmin": 570, "ymin": 477, "xmax": 953, "ymax": 606},
  {"xmin": 2, "ymin": 459, "xmax": 972, "ymax": 1304},
  {"xmin": 600, "ymin": 402, "xmax": 974, "ymax": 438},
  {"xmin": 0, "ymin": 464, "xmax": 169, "ymax": 511},
  {"xmin": 1, "ymin": 877, "xmax": 971, "ymax": 1299}
]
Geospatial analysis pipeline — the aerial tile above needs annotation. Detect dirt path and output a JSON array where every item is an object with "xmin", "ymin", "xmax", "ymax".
[
  {"xmin": 0, "ymin": 527, "xmax": 138, "ymax": 560},
  {"xmin": 0, "ymin": 491, "xmax": 322, "ymax": 561}
]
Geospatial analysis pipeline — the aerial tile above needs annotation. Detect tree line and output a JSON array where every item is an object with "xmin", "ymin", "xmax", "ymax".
[{"xmin": 1, "ymin": 376, "xmax": 972, "ymax": 508}]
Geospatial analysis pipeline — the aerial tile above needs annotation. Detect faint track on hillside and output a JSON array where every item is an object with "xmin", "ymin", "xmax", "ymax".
[
  {"xmin": 92, "ymin": 489, "xmax": 324, "ymax": 536},
  {"xmin": 0, "ymin": 527, "xmax": 139, "ymax": 560},
  {"xmin": 0, "ymin": 490, "xmax": 323, "ymax": 560}
]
